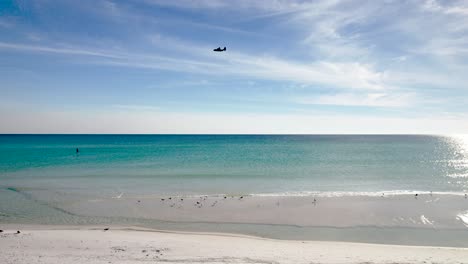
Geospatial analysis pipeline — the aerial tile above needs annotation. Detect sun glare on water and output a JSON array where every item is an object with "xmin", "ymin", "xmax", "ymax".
[{"xmin": 443, "ymin": 135, "xmax": 468, "ymax": 191}]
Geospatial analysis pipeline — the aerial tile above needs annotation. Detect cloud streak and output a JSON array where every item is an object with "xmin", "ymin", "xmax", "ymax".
[{"xmin": 0, "ymin": 40, "xmax": 389, "ymax": 92}]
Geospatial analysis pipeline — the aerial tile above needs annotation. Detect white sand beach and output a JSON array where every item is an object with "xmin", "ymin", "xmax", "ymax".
[{"xmin": 1, "ymin": 225, "xmax": 468, "ymax": 264}]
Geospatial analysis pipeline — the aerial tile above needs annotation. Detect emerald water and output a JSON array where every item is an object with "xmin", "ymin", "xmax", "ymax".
[{"xmin": 1, "ymin": 135, "xmax": 467, "ymax": 196}]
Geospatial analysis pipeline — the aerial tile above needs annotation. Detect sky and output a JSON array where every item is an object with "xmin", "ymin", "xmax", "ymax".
[{"xmin": 1, "ymin": 0, "xmax": 468, "ymax": 134}]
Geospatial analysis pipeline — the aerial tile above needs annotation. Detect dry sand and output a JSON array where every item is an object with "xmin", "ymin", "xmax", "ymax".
[{"xmin": 1, "ymin": 225, "xmax": 468, "ymax": 264}]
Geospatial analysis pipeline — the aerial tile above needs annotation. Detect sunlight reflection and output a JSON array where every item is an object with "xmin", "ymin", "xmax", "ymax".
[{"xmin": 444, "ymin": 135, "xmax": 468, "ymax": 183}]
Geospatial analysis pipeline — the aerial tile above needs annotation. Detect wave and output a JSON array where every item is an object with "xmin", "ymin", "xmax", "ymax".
[
  {"xmin": 155, "ymin": 190, "xmax": 468, "ymax": 198},
  {"xmin": 248, "ymin": 190, "xmax": 467, "ymax": 197}
]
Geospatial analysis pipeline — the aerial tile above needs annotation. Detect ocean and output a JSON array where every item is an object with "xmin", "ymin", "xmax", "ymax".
[
  {"xmin": 1, "ymin": 134, "xmax": 468, "ymax": 246},
  {"xmin": 1, "ymin": 134, "xmax": 467, "ymax": 195}
]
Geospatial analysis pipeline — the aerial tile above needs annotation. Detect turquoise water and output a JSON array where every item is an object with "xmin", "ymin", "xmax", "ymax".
[{"xmin": 1, "ymin": 134, "xmax": 467, "ymax": 195}]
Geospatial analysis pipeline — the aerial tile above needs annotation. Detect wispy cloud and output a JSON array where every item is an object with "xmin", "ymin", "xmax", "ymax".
[
  {"xmin": 293, "ymin": 92, "xmax": 414, "ymax": 107},
  {"xmin": 0, "ymin": 42, "xmax": 123, "ymax": 58},
  {"xmin": 0, "ymin": 39, "xmax": 388, "ymax": 92},
  {"xmin": 423, "ymin": 0, "xmax": 468, "ymax": 16}
]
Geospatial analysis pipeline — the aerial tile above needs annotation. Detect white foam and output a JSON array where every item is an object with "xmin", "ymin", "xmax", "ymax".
[
  {"xmin": 112, "ymin": 192, "xmax": 124, "ymax": 199},
  {"xmin": 456, "ymin": 211, "xmax": 468, "ymax": 227},
  {"xmin": 249, "ymin": 190, "xmax": 466, "ymax": 198},
  {"xmin": 425, "ymin": 198, "xmax": 440, "ymax": 203},
  {"xmin": 420, "ymin": 215, "xmax": 434, "ymax": 225}
]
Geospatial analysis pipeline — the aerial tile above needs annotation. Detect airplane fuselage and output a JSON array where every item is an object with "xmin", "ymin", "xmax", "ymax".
[{"xmin": 213, "ymin": 47, "xmax": 226, "ymax": 52}]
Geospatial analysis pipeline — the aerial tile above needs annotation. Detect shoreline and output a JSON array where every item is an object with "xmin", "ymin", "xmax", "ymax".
[
  {"xmin": 2, "ymin": 224, "xmax": 468, "ymax": 264},
  {"xmin": 2, "ymin": 187, "xmax": 468, "ymax": 247}
]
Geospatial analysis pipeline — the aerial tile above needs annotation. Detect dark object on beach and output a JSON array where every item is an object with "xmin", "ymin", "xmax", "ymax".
[
  {"xmin": 16, "ymin": 230, "xmax": 20, "ymax": 234},
  {"xmin": 465, "ymin": 194, "xmax": 467, "ymax": 199},
  {"xmin": 415, "ymin": 193, "xmax": 418, "ymax": 198},
  {"xmin": 137, "ymin": 200, "xmax": 140, "ymax": 203},
  {"xmin": 161, "ymin": 198, "xmax": 165, "ymax": 201},
  {"xmin": 240, "ymin": 196, "xmax": 244, "ymax": 199},
  {"xmin": 213, "ymin": 47, "xmax": 226, "ymax": 52},
  {"xmin": 169, "ymin": 197, "xmax": 172, "ymax": 200},
  {"xmin": 104, "ymin": 228, "xmax": 109, "ymax": 231},
  {"xmin": 224, "ymin": 196, "xmax": 227, "ymax": 199},
  {"xmin": 180, "ymin": 198, "xmax": 183, "ymax": 201},
  {"xmin": 0, "ymin": 230, "xmax": 3, "ymax": 233},
  {"xmin": 196, "ymin": 201, "xmax": 200, "ymax": 204}
]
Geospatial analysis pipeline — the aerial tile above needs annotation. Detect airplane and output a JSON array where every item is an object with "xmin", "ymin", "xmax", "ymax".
[{"xmin": 213, "ymin": 47, "xmax": 226, "ymax": 52}]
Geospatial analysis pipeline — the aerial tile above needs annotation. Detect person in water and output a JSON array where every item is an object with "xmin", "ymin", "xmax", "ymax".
[{"xmin": 76, "ymin": 148, "xmax": 79, "ymax": 154}]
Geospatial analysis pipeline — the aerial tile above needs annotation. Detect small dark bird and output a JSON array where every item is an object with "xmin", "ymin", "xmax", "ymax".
[
  {"xmin": 180, "ymin": 198, "xmax": 184, "ymax": 201},
  {"xmin": 16, "ymin": 230, "xmax": 20, "ymax": 234},
  {"xmin": 137, "ymin": 200, "xmax": 141, "ymax": 203},
  {"xmin": 224, "ymin": 196, "xmax": 227, "ymax": 199},
  {"xmin": 161, "ymin": 198, "xmax": 165, "ymax": 201},
  {"xmin": 104, "ymin": 228, "xmax": 109, "ymax": 231},
  {"xmin": 196, "ymin": 201, "xmax": 200, "ymax": 204},
  {"xmin": 169, "ymin": 197, "xmax": 172, "ymax": 200},
  {"xmin": 0, "ymin": 230, "xmax": 3, "ymax": 233},
  {"xmin": 415, "ymin": 193, "xmax": 418, "ymax": 198}
]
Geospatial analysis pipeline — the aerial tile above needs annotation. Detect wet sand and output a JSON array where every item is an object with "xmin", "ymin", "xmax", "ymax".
[
  {"xmin": 64, "ymin": 193, "xmax": 468, "ymax": 228},
  {"xmin": 3, "ymin": 188, "xmax": 468, "ymax": 246}
]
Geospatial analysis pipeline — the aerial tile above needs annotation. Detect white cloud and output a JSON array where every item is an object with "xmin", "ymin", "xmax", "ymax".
[
  {"xmin": 293, "ymin": 92, "xmax": 413, "ymax": 107},
  {"xmin": 0, "ymin": 42, "xmax": 123, "ymax": 59},
  {"xmin": 0, "ymin": 40, "xmax": 387, "ymax": 91},
  {"xmin": 423, "ymin": 0, "xmax": 468, "ymax": 16}
]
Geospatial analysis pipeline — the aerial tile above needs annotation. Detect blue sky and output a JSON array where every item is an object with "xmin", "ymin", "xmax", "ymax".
[{"xmin": 1, "ymin": 0, "xmax": 468, "ymax": 133}]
